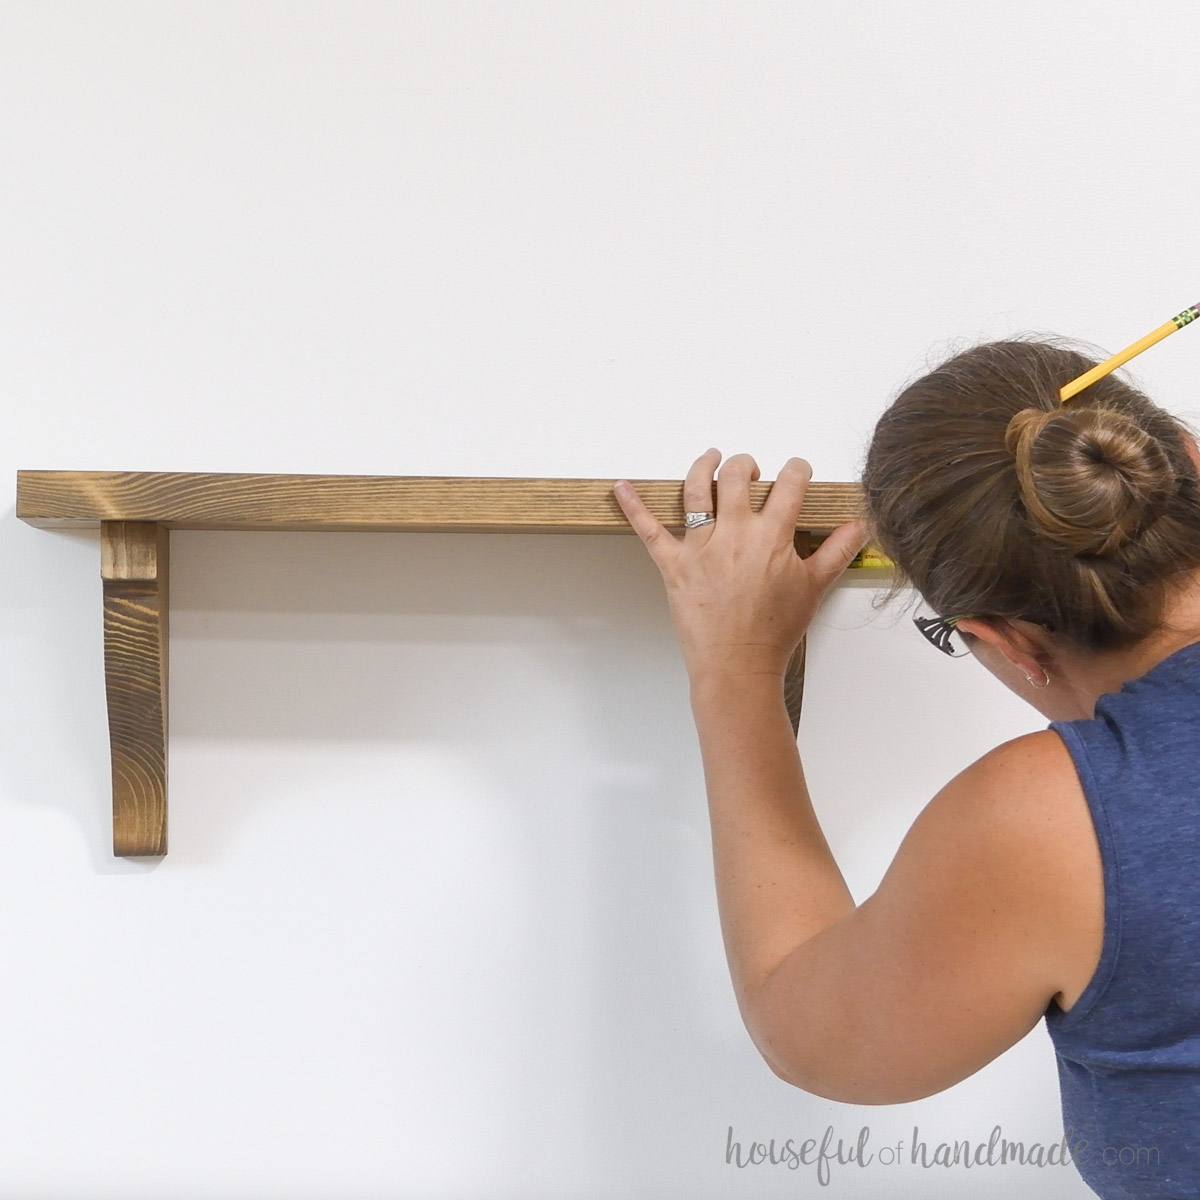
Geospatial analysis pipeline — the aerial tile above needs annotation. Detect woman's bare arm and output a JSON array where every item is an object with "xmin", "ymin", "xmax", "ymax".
[
  {"xmin": 614, "ymin": 449, "xmax": 1102, "ymax": 1105},
  {"xmin": 743, "ymin": 728, "xmax": 1099, "ymax": 1104}
]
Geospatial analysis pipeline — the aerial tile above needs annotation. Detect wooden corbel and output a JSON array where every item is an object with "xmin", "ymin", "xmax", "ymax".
[{"xmin": 101, "ymin": 521, "xmax": 170, "ymax": 855}]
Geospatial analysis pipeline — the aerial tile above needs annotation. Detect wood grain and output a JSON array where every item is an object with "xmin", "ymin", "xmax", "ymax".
[
  {"xmin": 17, "ymin": 471, "xmax": 865, "ymax": 533},
  {"xmin": 101, "ymin": 522, "xmax": 168, "ymax": 856}
]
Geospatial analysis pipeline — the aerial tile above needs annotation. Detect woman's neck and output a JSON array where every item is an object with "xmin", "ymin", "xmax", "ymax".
[{"xmin": 1052, "ymin": 572, "xmax": 1200, "ymax": 718}]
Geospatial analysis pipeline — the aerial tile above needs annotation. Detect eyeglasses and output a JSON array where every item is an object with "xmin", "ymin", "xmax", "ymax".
[{"xmin": 913, "ymin": 611, "xmax": 979, "ymax": 657}]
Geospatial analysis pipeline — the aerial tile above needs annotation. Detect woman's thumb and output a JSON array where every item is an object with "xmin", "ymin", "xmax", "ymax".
[{"xmin": 810, "ymin": 518, "xmax": 872, "ymax": 585}]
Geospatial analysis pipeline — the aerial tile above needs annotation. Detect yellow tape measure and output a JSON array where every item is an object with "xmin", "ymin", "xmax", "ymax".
[{"xmin": 850, "ymin": 546, "xmax": 894, "ymax": 569}]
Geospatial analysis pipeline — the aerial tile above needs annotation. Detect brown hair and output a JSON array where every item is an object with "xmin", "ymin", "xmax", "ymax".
[{"xmin": 861, "ymin": 336, "xmax": 1200, "ymax": 652}]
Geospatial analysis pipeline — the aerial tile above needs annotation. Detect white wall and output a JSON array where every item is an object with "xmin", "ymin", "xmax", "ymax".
[{"xmin": 2, "ymin": 3, "xmax": 1194, "ymax": 1196}]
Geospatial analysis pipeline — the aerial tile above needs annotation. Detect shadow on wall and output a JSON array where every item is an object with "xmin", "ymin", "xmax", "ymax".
[
  {"xmin": 165, "ymin": 528, "xmax": 792, "ymax": 1192},
  {"xmin": 3, "ymin": 513, "xmax": 118, "ymax": 864},
  {"xmin": 1, "ymin": 516, "xmax": 1053, "ymax": 1193},
  {"xmin": 5, "ymin": 520, "xmax": 763, "ymax": 1184}
]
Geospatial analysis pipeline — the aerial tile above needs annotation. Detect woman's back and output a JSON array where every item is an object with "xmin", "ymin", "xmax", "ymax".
[{"xmin": 1048, "ymin": 638, "xmax": 1200, "ymax": 1198}]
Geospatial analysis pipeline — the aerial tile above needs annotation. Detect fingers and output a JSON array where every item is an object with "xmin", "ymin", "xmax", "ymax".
[
  {"xmin": 809, "ymin": 518, "xmax": 871, "ymax": 588},
  {"xmin": 620, "ymin": 454, "xmax": 849, "ymax": 580},
  {"xmin": 715, "ymin": 453, "xmax": 760, "ymax": 523},
  {"xmin": 682, "ymin": 447, "xmax": 722, "ymax": 535},
  {"xmin": 613, "ymin": 480, "xmax": 677, "ymax": 570},
  {"xmin": 762, "ymin": 456, "xmax": 812, "ymax": 528}
]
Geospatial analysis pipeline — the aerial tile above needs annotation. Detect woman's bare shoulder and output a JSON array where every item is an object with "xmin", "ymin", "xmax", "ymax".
[
  {"xmin": 753, "ymin": 728, "xmax": 1104, "ymax": 1102},
  {"xmin": 917, "ymin": 729, "xmax": 1104, "ymax": 1013}
]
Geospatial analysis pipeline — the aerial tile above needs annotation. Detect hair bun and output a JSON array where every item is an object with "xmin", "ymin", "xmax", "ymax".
[{"xmin": 1004, "ymin": 404, "xmax": 1178, "ymax": 557}]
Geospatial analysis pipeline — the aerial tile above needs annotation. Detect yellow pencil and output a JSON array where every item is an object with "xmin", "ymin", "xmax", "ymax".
[{"xmin": 1060, "ymin": 302, "xmax": 1200, "ymax": 402}]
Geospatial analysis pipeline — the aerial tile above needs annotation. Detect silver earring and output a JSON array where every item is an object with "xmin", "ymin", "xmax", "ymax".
[{"xmin": 1025, "ymin": 670, "xmax": 1051, "ymax": 689}]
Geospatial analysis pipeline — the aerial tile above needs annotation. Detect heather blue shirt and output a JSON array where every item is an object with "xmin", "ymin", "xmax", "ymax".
[{"xmin": 1046, "ymin": 639, "xmax": 1200, "ymax": 1198}]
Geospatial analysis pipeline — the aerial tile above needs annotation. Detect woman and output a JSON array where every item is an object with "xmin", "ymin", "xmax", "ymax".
[{"xmin": 613, "ymin": 337, "xmax": 1200, "ymax": 1199}]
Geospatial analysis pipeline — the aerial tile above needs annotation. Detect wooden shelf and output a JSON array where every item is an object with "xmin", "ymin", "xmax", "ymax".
[
  {"xmin": 16, "ymin": 469, "xmax": 864, "ymax": 533},
  {"xmin": 16, "ymin": 470, "xmax": 866, "ymax": 858}
]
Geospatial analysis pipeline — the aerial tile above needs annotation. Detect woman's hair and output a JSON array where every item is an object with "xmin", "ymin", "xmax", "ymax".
[{"xmin": 861, "ymin": 336, "xmax": 1200, "ymax": 652}]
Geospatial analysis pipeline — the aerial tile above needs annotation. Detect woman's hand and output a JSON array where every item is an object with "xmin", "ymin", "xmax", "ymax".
[{"xmin": 614, "ymin": 449, "xmax": 869, "ymax": 684}]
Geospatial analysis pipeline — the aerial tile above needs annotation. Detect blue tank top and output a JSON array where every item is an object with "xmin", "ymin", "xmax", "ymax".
[{"xmin": 1046, "ymin": 638, "xmax": 1200, "ymax": 1198}]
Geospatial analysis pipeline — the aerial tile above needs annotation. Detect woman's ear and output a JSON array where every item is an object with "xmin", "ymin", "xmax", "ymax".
[{"xmin": 955, "ymin": 615, "xmax": 1047, "ymax": 675}]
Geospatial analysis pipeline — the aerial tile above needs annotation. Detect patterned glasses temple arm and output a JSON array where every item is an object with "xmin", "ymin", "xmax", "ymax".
[{"xmin": 913, "ymin": 613, "xmax": 971, "ymax": 656}]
